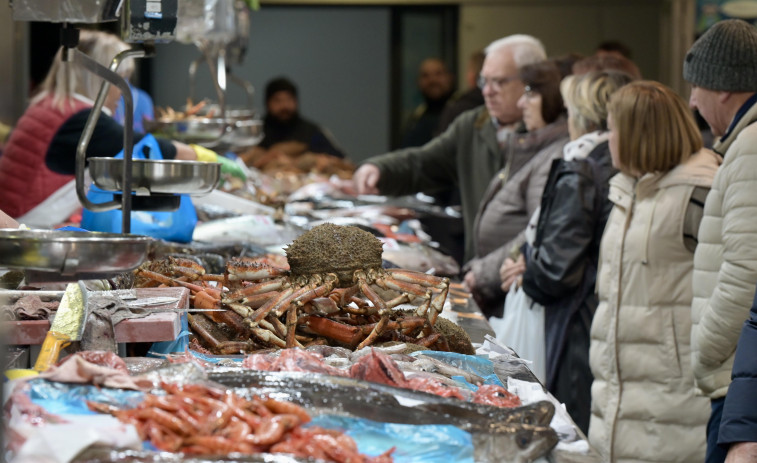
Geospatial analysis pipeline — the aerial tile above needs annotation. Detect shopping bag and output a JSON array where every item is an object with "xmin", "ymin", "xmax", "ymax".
[
  {"xmin": 488, "ymin": 281, "xmax": 546, "ymax": 383},
  {"xmin": 81, "ymin": 134, "xmax": 198, "ymax": 242}
]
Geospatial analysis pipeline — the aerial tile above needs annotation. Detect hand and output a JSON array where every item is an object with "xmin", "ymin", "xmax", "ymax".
[
  {"xmin": 191, "ymin": 144, "xmax": 247, "ymax": 181},
  {"xmin": 500, "ymin": 254, "xmax": 526, "ymax": 291},
  {"xmin": 463, "ymin": 270, "xmax": 476, "ymax": 292},
  {"xmin": 352, "ymin": 164, "xmax": 381, "ymax": 195},
  {"xmin": 726, "ymin": 442, "xmax": 757, "ymax": 463},
  {"xmin": 215, "ymin": 155, "xmax": 248, "ymax": 181},
  {"xmin": 332, "ymin": 177, "xmax": 358, "ymax": 196}
]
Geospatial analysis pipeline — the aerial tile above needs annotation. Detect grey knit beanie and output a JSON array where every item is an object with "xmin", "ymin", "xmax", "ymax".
[{"xmin": 683, "ymin": 19, "xmax": 757, "ymax": 92}]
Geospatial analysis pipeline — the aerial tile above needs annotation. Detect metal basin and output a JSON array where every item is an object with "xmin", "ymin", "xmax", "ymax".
[
  {"xmin": 144, "ymin": 116, "xmax": 263, "ymax": 149},
  {"xmin": 89, "ymin": 158, "xmax": 221, "ymax": 194},
  {"xmin": 221, "ymin": 118, "xmax": 263, "ymax": 148},
  {"xmin": 143, "ymin": 117, "xmax": 228, "ymax": 145},
  {"xmin": 0, "ymin": 229, "xmax": 153, "ymax": 278}
]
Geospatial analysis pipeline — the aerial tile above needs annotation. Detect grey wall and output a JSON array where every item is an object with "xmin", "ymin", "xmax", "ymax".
[{"xmin": 150, "ymin": 5, "xmax": 391, "ymax": 163}]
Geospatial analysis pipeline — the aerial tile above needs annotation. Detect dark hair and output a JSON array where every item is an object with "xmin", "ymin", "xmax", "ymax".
[
  {"xmin": 469, "ymin": 50, "xmax": 485, "ymax": 75},
  {"xmin": 573, "ymin": 54, "xmax": 642, "ymax": 80},
  {"xmin": 549, "ymin": 52, "xmax": 585, "ymax": 80},
  {"xmin": 597, "ymin": 40, "xmax": 632, "ymax": 59},
  {"xmin": 519, "ymin": 60, "xmax": 565, "ymax": 124},
  {"xmin": 265, "ymin": 77, "xmax": 298, "ymax": 102}
]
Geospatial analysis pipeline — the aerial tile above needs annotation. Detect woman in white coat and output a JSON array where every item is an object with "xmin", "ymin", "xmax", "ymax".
[{"xmin": 589, "ymin": 81, "xmax": 719, "ymax": 462}]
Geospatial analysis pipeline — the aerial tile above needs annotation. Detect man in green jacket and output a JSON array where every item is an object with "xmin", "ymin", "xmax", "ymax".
[{"xmin": 352, "ymin": 34, "xmax": 547, "ymax": 264}]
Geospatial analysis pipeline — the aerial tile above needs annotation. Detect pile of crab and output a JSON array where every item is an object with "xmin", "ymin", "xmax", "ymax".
[{"xmin": 135, "ymin": 224, "xmax": 472, "ymax": 355}]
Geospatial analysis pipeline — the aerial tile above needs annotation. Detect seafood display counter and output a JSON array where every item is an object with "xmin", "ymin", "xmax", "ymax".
[{"xmin": 1, "ymin": 224, "xmax": 600, "ymax": 463}]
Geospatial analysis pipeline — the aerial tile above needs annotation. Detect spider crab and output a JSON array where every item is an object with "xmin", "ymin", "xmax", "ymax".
[{"xmin": 220, "ymin": 223, "xmax": 451, "ymax": 350}]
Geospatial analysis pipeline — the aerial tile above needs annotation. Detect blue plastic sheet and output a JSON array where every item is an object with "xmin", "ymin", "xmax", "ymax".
[
  {"xmin": 146, "ymin": 313, "xmax": 190, "ymax": 358},
  {"xmin": 410, "ymin": 350, "xmax": 505, "ymax": 390},
  {"xmin": 26, "ymin": 378, "xmax": 144, "ymax": 415},
  {"xmin": 309, "ymin": 415, "xmax": 474, "ymax": 463}
]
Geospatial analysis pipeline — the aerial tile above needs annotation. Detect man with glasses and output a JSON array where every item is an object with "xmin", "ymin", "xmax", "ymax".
[{"xmin": 351, "ymin": 35, "xmax": 547, "ymax": 313}]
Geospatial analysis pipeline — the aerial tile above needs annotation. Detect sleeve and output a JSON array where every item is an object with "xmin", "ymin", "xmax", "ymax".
[
  {"xmin": 45, "ymin": 109, "xmax": 176, "ymax": 174},
  {"xmin": 469, "ymin": 153, "xmax": 554, "ymax": 300},
  {"xmin": 310, "ymin": 126, "xmax": 346, "ymax": 158},
  {"xmin": 521, "ymin": 168, "xmax": 596, "ymax": 306},
  {"xmin": 718, "ymin": 289, "xmax": 757, "ymax": 446},
  {"xmin": 368, "ymin": 116, "xmax": 461, "ymax": 197},
  {"xmin": 469, "ymin": 244, "xmax": 511, "ymax": 302},
  {"xmin": 695, "ymin": 151, "xmax": 757, "ymax": 369}
]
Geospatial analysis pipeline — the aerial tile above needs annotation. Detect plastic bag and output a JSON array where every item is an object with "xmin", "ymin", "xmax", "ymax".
[
  {"xmin": 81, "ymin": 134, "xmax": 198, "ymax": 242},
  {"xmin": 146, "ymin": 312, "xmax": 190, "ymax": 358},
  {"xmin": 488, "ymin": 281, "xmax": 546, "ymax": 383}
]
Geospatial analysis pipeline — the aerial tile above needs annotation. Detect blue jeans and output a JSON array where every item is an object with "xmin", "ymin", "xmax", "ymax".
[{"xmin": 707, "ymin": 397, "xmax": 728, "ymax": 463}]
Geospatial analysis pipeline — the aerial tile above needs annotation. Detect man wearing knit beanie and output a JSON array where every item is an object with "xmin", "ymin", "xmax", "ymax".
[{"xmin": 684, "ymin": 19, "xmax": 757, "ymax": 463}]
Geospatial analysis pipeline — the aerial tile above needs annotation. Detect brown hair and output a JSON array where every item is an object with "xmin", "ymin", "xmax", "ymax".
[
  {"xmin": 608, "ymin": 81, "xmax": 703, "ymax": 174},
  {"xmin": 519, "ymin": 60, "xmax": 564, "ymax": 124}
]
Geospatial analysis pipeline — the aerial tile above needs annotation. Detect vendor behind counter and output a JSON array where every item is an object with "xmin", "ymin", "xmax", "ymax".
[{"xmin": 0, "ymin": 29, "xmax": 244, "ymax": 221}]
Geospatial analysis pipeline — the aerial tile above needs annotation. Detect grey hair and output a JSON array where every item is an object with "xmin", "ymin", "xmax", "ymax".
[
  {"xmin": 485, "ymin": 34, "xmax": 547, "ymax": 68},
  {"xmin": 35, "ymin": 30, "xmax": 133, "ymax": 110}
]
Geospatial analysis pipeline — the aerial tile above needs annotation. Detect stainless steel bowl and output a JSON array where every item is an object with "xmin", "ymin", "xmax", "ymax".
[
  {"xmin": 144, "ymin": 117, "xmax": 228, "ymax": 145},
  {"xmin": 89, "ymin": 158, "xmax": 221, "ymax": 194},
  {"xmin": 0, "ymin": 229, "xmax": 153, "ymax": 279},
  {"xmin": 221, "ymin": 118, "xmax": 264, "ymax": 148}
]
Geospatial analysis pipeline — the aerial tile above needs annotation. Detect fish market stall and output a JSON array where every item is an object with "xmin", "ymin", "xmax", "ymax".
[
  {"xmin": 1, "ymin": 3, "xmax": 599, "ymax": 462},
  {"xmin": 2, "ymin": 224, "xmax": 601, "ymax": 463}
]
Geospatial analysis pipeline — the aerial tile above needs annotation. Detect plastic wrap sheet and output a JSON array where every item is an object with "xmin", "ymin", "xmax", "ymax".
[
  {"xmin": 309, "ymin": 415, "xmax": 473, "ymax": 463},
  {"xmin": 11, "ymin": 0, "xmax": 120, "ymax": 22},
  {"xmin": 176, "ymin": 0, "xmax": 237, "ymax": 45}
]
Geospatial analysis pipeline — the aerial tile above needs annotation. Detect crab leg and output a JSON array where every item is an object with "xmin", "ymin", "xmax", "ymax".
[
  {"xmin": 302, "ymin": 315, "xmax": 363, "ymax": 346},
  {"xmin": 265, "ymin": 314, "xmax": 289, "ymax": 340},
  {"xmin": 341, "ymin": 306, "xmax": 379, "ymax": 316},
  {"xmin": 203, "ymin": 309, "xmax": 247, "ymax": 336},
  {"xmin": 250, "ymin": 326, "xmax": 287, "ymax": 348},
  {"xmin": 328, "ymin": 286, "xmax": 361, "ymax": 306},
  {"xmin": 226, "ymin": 302, "xmax": 255, "ymax": 319},
  {"xmin": 223, "ymin": 280, "xmax": 286, "ymax": 304},
  {"xmin": 386, "ymin": 269, "xmax": 450, "ymax": 290},
  {"xmin": 188, "ymin": 313, "xmax": 223, "ymax": 350},
  {"xmin": 246, "ymin": 288, "xmax": 294, "ymax": 328},
  {"xmin": 286, "ymin": 305, "xmax": 298, "ymax": 348},
  {"xmin": 374, "ymin": 277, "xmax": 428, "ymax": 297},
  {"xmin": 168, "ymin": 256, "xmax": 206, "ymax": 279},
  {"xmin": 358, "ymin": 316, "xmax": 426, "ymax": 335},
  {"xmin": 385, "ymin": 293, "xmax": 411, "ymax": 308},
  {"xmin": 226, "ymin": 262, "xmax": 288, "ymax": 282},
  {"xmin": 356, "ymin": 276, "xmax": 390, "ymax": 350},
  {"xmin": 136, "ymin": 269, "xmax": 207, "ymax": 292},
  {"xmin": 418, "ymin": 283, "xmax": 450, "ymax": 325},
  {"xmin": 284, "ymin": 282, "xmax": 335, "ymax": 347}
]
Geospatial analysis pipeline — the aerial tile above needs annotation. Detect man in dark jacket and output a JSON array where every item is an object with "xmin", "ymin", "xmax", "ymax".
[
  {"xmin": 718, "ymin": 289, "xmax": 757, "ymax": 462},
  {"xmin": 256, "ymin": 77, "xmax": 346, "ymax": 159},
  {"xmin": 352, "ymin": 34, "xmax": 547, "ymax": 265},
  {"xmin": 400, "ymin": 58, "xmax": 456, "ymax": 148}
]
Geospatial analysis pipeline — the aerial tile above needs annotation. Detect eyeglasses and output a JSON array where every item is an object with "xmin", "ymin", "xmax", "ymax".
[
  {"xmin": 477, "ymin": 74, "xmax": 519, "ymax": 91},
  {"xmin": 523, "ymin": 85, "xmax": 539, "ymax": 99}
]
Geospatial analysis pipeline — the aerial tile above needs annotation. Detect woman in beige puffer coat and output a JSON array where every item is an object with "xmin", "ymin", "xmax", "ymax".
[{"xmin": 589, "ymin": 81, "xmax": 718, "ymax": 462}]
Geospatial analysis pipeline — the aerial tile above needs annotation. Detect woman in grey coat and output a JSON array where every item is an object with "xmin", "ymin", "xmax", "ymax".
[{"xmin": 463, "ymin": 60, "xmax": 569, "ymax": 317}]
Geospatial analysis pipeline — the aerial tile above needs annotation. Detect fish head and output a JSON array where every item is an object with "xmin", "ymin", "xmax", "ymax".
[
  {"xmin": 519, "ymin": 400, "xmax": 555, "ymax": 427},
  {"xmin": 511, "ymin": 425, "xmax": 559, "ymax": 462},
  {"xmin": 473, "ymin": 424, "xmax": 558, "ymax": 463}
]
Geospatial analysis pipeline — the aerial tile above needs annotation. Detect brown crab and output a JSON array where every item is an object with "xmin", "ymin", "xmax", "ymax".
[{"xmin": 221, "ymin": 223, "xmax": 451, "ymax": 350}]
